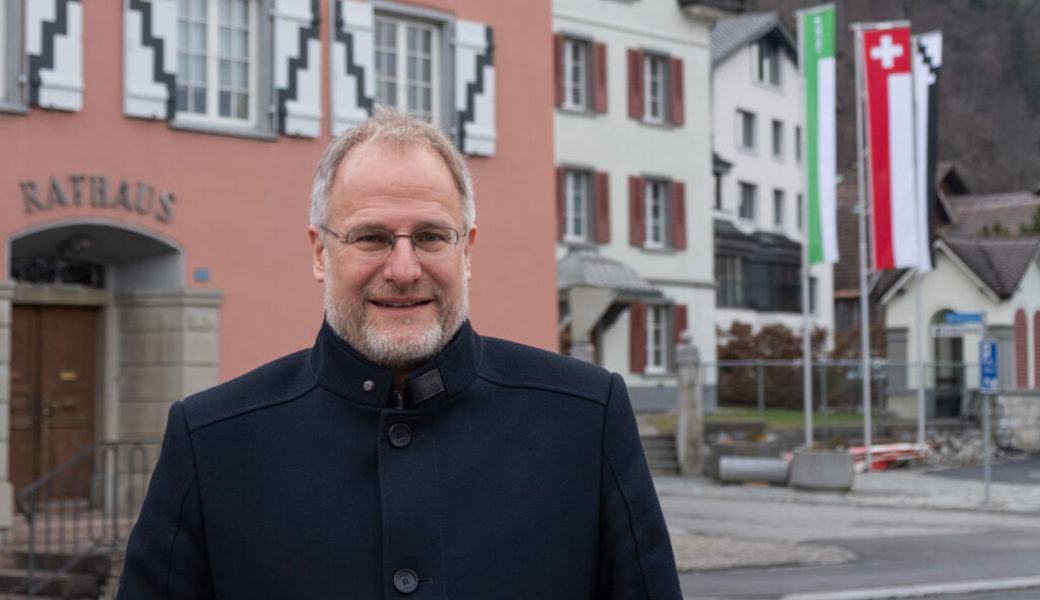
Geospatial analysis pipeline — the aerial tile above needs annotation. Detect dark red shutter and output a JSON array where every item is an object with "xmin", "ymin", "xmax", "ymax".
[
  {"xmin": 629, "ymin": 176, "xmax": 645, "ymax": 247},
  {"xmin": 630, "ymin": 303, "xmax": 647, "ymax": 373},
  {"xmin": 593, "ymin": 42, "xmax": 608, "ymax": 114},
  {"xmin": 627, "ymin": 48, "xmax": 644, "ymax": 119},
  {"xmin": 1035, "ymin": 311, "xmax": 1040, "ymax": 388},
  {"xmin": 594, "ymin": 171, "xmax": 610, "ymax": 243},
  {"xmin": 1016, "ymin": 309, "xmax": 1028, "ymax": 388},
  {"xmin": 671, "ymin": 180, "xmax": 686, "ymax": 250},
  {"xmin": 553, "ymin": 34, "xmax": 564, "ymax": 107},
  {"xmin": 669, "ymin": 57, "xmax": 684, "ymax": 125},
  {"xmin": 556, "ymin": 167, "xmax": 566, "ymax": 241},
  {"xmin": 673, "ymin": 304, "xmax": 688, "ymax": 345}
]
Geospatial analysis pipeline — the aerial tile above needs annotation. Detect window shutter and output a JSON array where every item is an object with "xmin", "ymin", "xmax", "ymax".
[
  {"xmin": 673, "ymin": 304, "xmax": 688, "ymax": 345},
  {"xmin": 1016, "ymin": 309, "xmax": 1028, "ymax": 388},
  {"xmin": 124, "ymin": 0, "xmax": 177, "ymax": 119},
  {"xmin": 669, "ymin": 56, "xmax": 684, "ymax": 125},
  {"xmin": 627, "ymin": 48, "xmax": 643, "ymax": 119},
  {"xmin": 592, "ymin": 42, "xmax": 608, "ymax": 114},
  {"xmin": 274, "ymin": 0, "xmax": 322, "ymax": 137},
  {"xmin": 455, "ymin": 21, "xmax": 496, "ymax": 156},
  {"xmin": 1035, "ymin": 311, "xmax": 1040, "ymax": 388},
  {"xmin": 556, "ymin": 167, "xmax": 566, "ymax": 241},
  {"xmin": 629, "ymin": 176, "xmax": 645, "ymax": 247},
  {"xmin": 629, "ymin": 303, "xmax": 647, "ymax": 374},
  {"xmin": 25, "ymin": 0, "xmax": 83, "ymax": 111},
  {"xmin": 671, "ymin": 180, "xmax": 686, "ymax": 250},
  {"xmin": 553, "ymin": 34, "xmax": 564, "ymax": 108},
  {"xmin": 331, "ymin": 0, "xmax": 375, "ymax": 135},
  {"xmin": 594, "ymin": 171, "xmax": 610, "ymax": 243}
]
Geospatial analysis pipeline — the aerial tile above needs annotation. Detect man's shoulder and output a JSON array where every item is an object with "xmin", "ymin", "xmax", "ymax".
[
  {"xmin": 476, "ymin": 336, "xmax": 616, "ymax": 405},
  {"xmin": 181, "ymin": 348, "xmax": 316, "ymax": 431}
]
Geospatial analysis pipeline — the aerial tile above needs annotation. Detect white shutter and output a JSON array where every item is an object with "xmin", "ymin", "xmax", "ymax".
[
  {"xmin": 454, "ymin": 20, "xmax": 495, "ymax": 156},
  {"xmin": 123, "ymin": 0, "xmax": 177, "ymax": 120},
  {"xmin": 274, "ymin": 0, "xmax": 322, "ymax": 137},
  {"xmin": 25, "ymin": 0, "xmax": 83, "ymax": 111},
  {"xmin": 330, "ymin": 0, "xmax": 374, "ymax": 136}
]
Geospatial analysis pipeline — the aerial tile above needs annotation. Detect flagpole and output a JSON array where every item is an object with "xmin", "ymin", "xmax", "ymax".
[
  {"xmin": 852, "ymin": 23, "xmax": 872, "ymax": 472},
  {"xmin": 916, "ymin": 270, "xmax": 925, "ymax": 446},
  {"xmin": 797, "ymin": 6, "xmax": 813, "ymax": 450}
]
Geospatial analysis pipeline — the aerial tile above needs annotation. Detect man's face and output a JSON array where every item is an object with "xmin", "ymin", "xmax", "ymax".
[{"xmin": 309, "ymin": 140, "xmax": 476, "ymax": 368}]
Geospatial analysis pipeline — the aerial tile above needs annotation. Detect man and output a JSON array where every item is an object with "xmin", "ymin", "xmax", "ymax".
[{"xmin": 118, "ymin": 109, "xmax": 682, "ymax": 599}]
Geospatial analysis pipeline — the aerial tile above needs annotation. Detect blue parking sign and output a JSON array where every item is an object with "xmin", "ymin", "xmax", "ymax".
[{"xmin": 980, "ymin": 339, "xmax": 998, "ymax": 393}]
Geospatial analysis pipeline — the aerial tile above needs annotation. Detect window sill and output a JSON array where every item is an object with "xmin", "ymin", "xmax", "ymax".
[
  {"xmin": 0, "ymin": 101, "xmax": 28, "ymax": 115},
  {"xmin": 169, "ymin": 118, "xmax": 279, "ymax": 142},
  {"xmin": 558, "ymin": 106, "xmax": 597, "ymax": 117},
  {"xmin": 562, "ymin": 239, "xmax": 598, "ymax": 249},
  {"xmin": 637, "ymin": 118, "xmax": 678, "ymax": 130}
]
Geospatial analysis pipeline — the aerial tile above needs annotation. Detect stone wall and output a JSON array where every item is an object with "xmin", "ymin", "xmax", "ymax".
[
  {"xmin": 0, "ymin": 281, "xmax": 14, "ymax": 537},
  {"xmin": 995, "ymin": 391, "xmax": 1040, "ymax": 452}
]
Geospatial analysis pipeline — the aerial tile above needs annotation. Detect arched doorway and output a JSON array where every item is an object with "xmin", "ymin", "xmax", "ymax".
[
  {"xmin": 931, "ymin": 309, "xmax": 964, "ymax": 418},
  {"xmin": 7, "ymin": 221, "xmax": 183, "ymax": 498}
]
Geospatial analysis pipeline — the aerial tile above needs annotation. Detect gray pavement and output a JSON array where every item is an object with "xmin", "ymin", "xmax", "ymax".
[{"xmin": 656, "ymin": 455, "xmax": 1040, "ymax": 598}]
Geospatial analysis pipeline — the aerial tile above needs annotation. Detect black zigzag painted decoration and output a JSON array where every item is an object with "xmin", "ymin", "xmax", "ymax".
[
  {"xmin": 334, "ymin": 1, "xmax": 373, "ymax": 116},
  {"xmin": 457, "ymin": 26, "xmax": 494, "ymax": 153},
  {"xmin": 129, "ymin": 0, "xmax": 176, "ymax": 119},
  {"xmin": 277, "ymin": 0, "xmax": 321, "ymax": 133},
  {"xmin": 27, "ymin": 0, "xmax": 77, "ymax": 106}
]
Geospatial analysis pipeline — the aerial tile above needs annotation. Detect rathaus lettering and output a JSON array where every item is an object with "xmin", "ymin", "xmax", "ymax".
[{"xmin": 19, "ymin": 175, "xmax": 176, "ymax": 223}]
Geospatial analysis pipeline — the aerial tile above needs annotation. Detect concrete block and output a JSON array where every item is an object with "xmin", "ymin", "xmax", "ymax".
[
  {"xmin": 119, "ymin": 306, "xmax": 180, "ymax": 332},
  {"xmin": 790, "ymin": 450, "xmax": 855, "ymax": 491},
  {"xmin": 706, "ymin": 442, "xmax": 780, "ymax": 479},
  {"xmin": 120, "ymin": 365, "xmax": 179, "ymax": 401},
  {"xmin": 717, "ymin": 456, "xmax": 789, "ymax": 484},
  {"xmin": 181, "ymin": 365, "xmax": 218, "ymax": 396},
  {"xmin": 0, "ymin": 329, "xmax": 9, "ymax": 363},
  {"xmin": 121, "ymin": 331, "xmax": 182, "ymax": 365},
  {"xmin": 0, "ymin": 480, "xmax": 13, "ymax": 530},
  {"xmin": 184, "ymin": 307, "xmax": 218, "ymax": 332},
  {"xmin": 118, "ymin": 401, "xmax": 169, "ymax": 439},
  {"xmin": 183, "ymin": 331, "xmax": 218, "ymax": 364}
]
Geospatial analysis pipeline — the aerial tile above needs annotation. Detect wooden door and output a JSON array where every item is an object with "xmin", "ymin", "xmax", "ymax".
[{"xmin": 10, "ymin": 306, "xmax": 97, "ymax": 499}]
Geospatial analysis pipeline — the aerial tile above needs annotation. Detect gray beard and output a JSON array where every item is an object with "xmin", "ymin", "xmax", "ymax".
[{"xmin": 324, "ymin": 277, "xmax": 468, "ymax": 368}]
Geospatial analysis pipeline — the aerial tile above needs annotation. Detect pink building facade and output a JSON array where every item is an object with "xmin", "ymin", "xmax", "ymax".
[{"xmin": 0, "ymin": 0, "xmax": 554, "ymax": 533}]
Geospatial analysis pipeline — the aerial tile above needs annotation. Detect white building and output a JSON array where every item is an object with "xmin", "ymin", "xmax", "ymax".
[
  {"xmin": 710, "ymin": 12, "xmax": 834, "ymax": 338},
  {"xmin": 552, "ymin": 0, "xmax": 742, "ymax": 409}
]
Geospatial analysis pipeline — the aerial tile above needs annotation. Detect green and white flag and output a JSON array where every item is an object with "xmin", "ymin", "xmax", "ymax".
[{"xmin": 801, "ymin": 5, "xmax": 838, "ymax": 264}]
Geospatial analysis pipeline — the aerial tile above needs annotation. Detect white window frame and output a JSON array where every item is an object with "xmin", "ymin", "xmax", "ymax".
[
  {"xmin": 739, "ymin": 182, "xmax": 756, "ymax": 221},
  {"xmin": 563, "ymin": 169, "xmax": 591, "ymax": 243},
  {"xmin": 738, "ymin": 109, "xmax": 756, "ymax": 151},
  {"xmin": 645, "ymin": 304, "xmax": 669, "ymax": 374},
  {"xmin": 0, "ymin": 0, "xmax": 24, "ymax": 112},
  {"xmin": 175, "ymin": 0, "xmax": 260, "ymax": 128},
  {"xmin": 716, "ymin": 254, "xmax": 744, "ymax": 308},
  {"xmin": 643, "ymin": 53, "xmax": 667, "ymax": 124},
  {"xmin": 772, "ymin": 119, "xmax": 783, "ymax": 159},
  {"xmin": 756, "ymin": 38, "xmax": 780, "ymax": 87},
  {"xmin": 773, "ymin": 188, "xmax": 785, "ymax": 228},
  {"xmin": 644, "ymin": 179, "xmax": 668, "ymax": 249},
  {"xmin": 0, "ymin": 0, "xmax": 6, "ymax": 103},
  {"xmin": 374, "ymin": 13, "xmax": 441, "ymax": 125},
  {"xmin": 562, "ymin": 37, "xmax": 589, "ymax": 111}
]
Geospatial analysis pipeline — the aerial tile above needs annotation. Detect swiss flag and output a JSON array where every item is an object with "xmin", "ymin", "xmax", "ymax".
[{"xmin": 862, "ymin": 27, "xmax": 923, "ymax": 271}]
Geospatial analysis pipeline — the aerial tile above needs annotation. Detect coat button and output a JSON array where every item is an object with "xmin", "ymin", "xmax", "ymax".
[
  {"xmin": 393, "ymin": 569, "xmax": 419, "ymax": 594},
  {"xmin": 388, "ymin": 423, "xmax": 412, "ymax": 448},
  {"xmin": 363, "ymin": 380, "xmax": 375, "ymax": 392}
]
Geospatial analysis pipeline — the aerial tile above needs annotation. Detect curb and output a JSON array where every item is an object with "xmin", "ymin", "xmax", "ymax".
[{"xmin": 779, "ymin": 575, "xmax": 1040, "ymax": 600}]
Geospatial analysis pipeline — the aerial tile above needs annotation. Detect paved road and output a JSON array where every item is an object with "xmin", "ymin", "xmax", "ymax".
[
  {"xmin": 930, "ymin": 453, "xmax": 1040, "ymax": 484},
  {"xmin": 661, "ymin": 483, "xmax": 1040, "ymax": 599}
]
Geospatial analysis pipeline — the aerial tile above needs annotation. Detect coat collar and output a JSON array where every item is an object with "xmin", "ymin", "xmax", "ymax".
[{"xmin": 307, "ymin": 318, "xmax": 482, "ymax": 409}]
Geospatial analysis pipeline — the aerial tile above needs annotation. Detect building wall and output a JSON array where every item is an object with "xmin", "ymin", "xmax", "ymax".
[
  {"xmin": 711, "ymin": 30, "xmax": 834, "ymax": 341},
  {"xmin": 885, "ymin": 248, "xmax": 1040, "ymax": 391},
  {"xmin": 1, "ymin": 0, "xmax": 557, "ymax": 378},
  {"xmin": 553, "ymin": 0, "xmax": 718, "ymax": 392}
]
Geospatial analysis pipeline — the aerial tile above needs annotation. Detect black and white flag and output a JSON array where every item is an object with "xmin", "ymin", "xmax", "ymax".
[{"xmin": 913, "ymin": 31, "xmax": 942, "ymax": 272}]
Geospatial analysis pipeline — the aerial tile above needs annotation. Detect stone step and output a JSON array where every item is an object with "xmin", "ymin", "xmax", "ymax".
[
  {"xmin": 641, "ymin": 434, "xmax": 679, "ymax": 475},
  {"xmin": 0, "ymin": 564, "xmax": 103, "ymax": 598}
]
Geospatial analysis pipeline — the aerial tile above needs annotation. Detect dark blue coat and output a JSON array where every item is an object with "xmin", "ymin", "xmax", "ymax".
[{"xmin": 118, "ymin": 321, "xmax": 682, "ymax": 599}]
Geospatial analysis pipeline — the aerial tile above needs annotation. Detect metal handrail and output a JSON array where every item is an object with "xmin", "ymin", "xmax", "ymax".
[{"xmin": 14, "ymin": 440, "xmax": 159, "ymax": 599}]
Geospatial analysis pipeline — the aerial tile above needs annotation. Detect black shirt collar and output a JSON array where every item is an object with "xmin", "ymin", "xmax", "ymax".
[{"xmin": 307, "ymin": 318, "xmax": 481, "ymax": 409}]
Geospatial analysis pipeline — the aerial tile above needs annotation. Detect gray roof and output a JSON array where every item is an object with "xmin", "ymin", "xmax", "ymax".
[
  {"xmin": 557, "ymin": 249, "xmax": 662, "ymax": 300},
  {"xmin": 943, "ymin": 192, "xmax": 1040, "ymax": 237},
  {"xmin": 942, "ymin": 236, "xmax": 1040, "ymax": 299},
  {"xmin": 711, "ymin": 12, "xmax": 796, "ymax": 67}
]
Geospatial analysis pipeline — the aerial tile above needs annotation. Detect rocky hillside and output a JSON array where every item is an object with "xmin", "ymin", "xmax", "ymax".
[{"xmin": 749, "ymin": 0, "xmax": 1040, "ymax": 194}]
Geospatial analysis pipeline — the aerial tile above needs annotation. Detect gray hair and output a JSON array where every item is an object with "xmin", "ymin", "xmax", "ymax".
[{"xmin": 310, "ymin": 107, "xmax": 475, "ymax": 229}]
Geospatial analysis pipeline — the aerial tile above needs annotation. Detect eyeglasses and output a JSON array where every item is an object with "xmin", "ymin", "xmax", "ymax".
[{"xmin": 320, "ymin": 225, "xmax": 463, "ymax": 258}]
